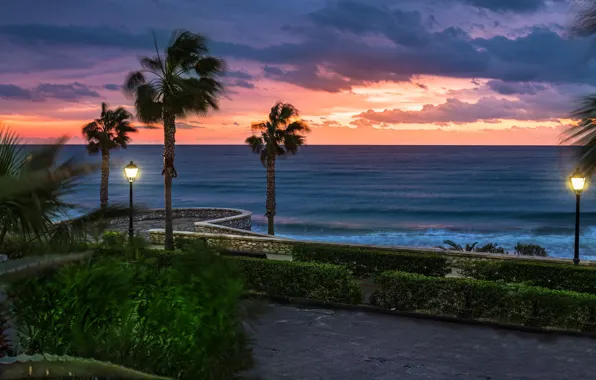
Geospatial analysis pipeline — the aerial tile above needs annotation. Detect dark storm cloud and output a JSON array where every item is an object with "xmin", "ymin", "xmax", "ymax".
[
  {"xmin": 263, "ymin": 65, "xmax": 353, "ymax": 92},
  {"xmin": 460, "ymin": 0, "xmax": 553, "ymax": 13},
  {"xmin": 226, "ymin": 71, "xmax": 254, "ymax": 80},
  {"xmin": 0, "ymin": 84, "xmax": 35, "ymax": 100},
  {"xmin": 486, "ymin": 80, "xmax": 547, "ymax": 95},
  {"xmin": 211, "ymin": 2, "xmax": 595, "ymax": 91},
  {"xmin": 0, "ymin": 1, "xmax": 589, "ymax": 93},
  {"xmin": 102, "ymin": 84, "xmax": 121, "ymax": 91},
  {"xmin": 230, "ymin": 79, "xmax": 255, "ymax": 89},
  {"xmin": 0, "ymin": 24, "xmax": 159, "ymax": 49},
  {"xmin": 0, "ymin": 82, "xmax": 99, "ymax": 101}
]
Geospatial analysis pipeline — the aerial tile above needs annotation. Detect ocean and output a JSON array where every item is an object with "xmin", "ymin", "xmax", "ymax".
[{"xmin": 56, "ymin": 145, "xmax": 596, "ymax": 260}]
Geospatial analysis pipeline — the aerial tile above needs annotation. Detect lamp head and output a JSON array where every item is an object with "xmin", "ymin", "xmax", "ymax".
[
  {"xmin": 124, "ymin": 161, "xmax": 139, "ymax": 183},
  {"xmin": 570, "ymin": 167, "xmax": 586, "ymax": 193}
]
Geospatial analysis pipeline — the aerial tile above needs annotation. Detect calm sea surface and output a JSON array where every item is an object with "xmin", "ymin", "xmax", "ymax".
[{"xmin": 54, "ymin": 145, "xmax": 596, "ymax": 259}]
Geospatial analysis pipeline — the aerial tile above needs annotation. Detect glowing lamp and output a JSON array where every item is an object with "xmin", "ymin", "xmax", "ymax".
[
  {"xmin": 124, "ymin": 161, "xmax": 139, "ymax": 183},
  {"xmin": 570, "ymin": 168, "xmax": 586, "ymax": 193}
]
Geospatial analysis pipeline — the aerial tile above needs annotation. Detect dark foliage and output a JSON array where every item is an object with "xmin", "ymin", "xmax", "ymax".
[
  {"xmin": 460, "ymin": 259, "xmax": 596, "ymax": 295},
  {"xmin": 229, "ymin": 256, "xmax": 363, "ymax": 304},
  {"xmin": 371, "ymin": 270, "xmax": 596, "ymax": 331},
  {"xmin": 293, "ymin": 243, "xmax": 449, "ymax": 278}
]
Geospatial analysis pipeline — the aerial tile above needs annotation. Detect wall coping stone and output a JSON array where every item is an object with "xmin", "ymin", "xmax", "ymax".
[{"xmin": 147, "ymin": 229, "xmax": 596, "ymax": 267}]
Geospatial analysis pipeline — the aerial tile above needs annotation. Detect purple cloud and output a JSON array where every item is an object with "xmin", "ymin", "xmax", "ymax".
[{"xmin": 0, "ymin": 82, "xmax": 99, "ymax": 101}]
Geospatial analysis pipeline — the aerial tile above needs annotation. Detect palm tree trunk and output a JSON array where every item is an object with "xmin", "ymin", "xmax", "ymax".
[
  {"xmin": 265, "ymin": 154, "xmax": 276, "ymax": 235},
  {"xmin": 163, "ymin": 111, "xmax": 177, "ymax": 250},
  {"xmin": 100, "ymin": 152, "xmax": 110, "ymax": 208}
]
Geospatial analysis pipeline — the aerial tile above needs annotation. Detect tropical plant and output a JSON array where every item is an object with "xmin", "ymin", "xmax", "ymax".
[
  {"xmin": 0, "ymin": 128, "xmax": 132, "ymax": 257},
  {"xmin": 245, "ymin": 102, "xmax": 311, "ymax": 235},
  {"xmin": 124, "ymin": 30, "xmax": 225, "ymax": 250},
  {"xmin": 437, "ymin": 240, "xmax": 505, "ymax": 254},
  {"xmin": 9, "ymin": 245, "xmax": 253, "ymax": 379},
  {"xmin": 437, "ymin": 240, "xmax": 478, "ymax": 252},
  {"xmin": 82, "ymin": 102, "xmax": 136, "ymax": 208},
  {"xmin": 563, "ymin": 3, "xmax": 596, "ymax": 173},
  {"xmin": 476, "ymin": 242, "xmax": 506, "ymax": 254},
  {"xmin": 514, "ymin": 243, "xmax": 547, "ymax": 257}
]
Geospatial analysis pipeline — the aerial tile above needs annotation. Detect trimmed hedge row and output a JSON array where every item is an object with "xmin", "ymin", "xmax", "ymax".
[
  {"xmin": 460, "ymin": 260, "xmax": 596, "ymax": 295},
  {"xmin": 371, "ymin": 270, "xmax": 596, "ymax": 331},
  {"xmin": 293, "ymin": 244, "xmax": 449, "ymax": 278},
  {"xmin": 228, "ymin": 256, "xmax": 363, "ymax": 304}
]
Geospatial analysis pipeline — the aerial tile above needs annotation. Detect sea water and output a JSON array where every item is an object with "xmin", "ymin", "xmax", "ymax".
[{"xmin": 56, "ymin": 145, "xmax": 596, "ymax": 259}]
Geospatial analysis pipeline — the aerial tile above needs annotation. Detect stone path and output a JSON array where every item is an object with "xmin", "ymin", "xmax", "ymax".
[{"xmin": 243, "ymin": 303, "xmax": 596, "ymax": 380}]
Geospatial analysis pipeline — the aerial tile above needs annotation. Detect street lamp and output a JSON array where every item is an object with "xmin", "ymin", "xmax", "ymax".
[
  {"xmin": 124, "ymin": 161, "xmax": 139, "ymax": 238},
  {"xmin": 570, "ymin": 168, "xmax": 587, "ymax": 265}
]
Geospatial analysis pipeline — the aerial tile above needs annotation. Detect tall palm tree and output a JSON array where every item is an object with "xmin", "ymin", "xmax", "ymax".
[
  {"xmin": 124, "ymin": 30, "xmax": 225, "ymax": 250},
  {"xmin": 82, "ymin": 102, "xmax": 136, "ymax": 208},
  {"xmin": 564, "ymin": 2, "xmax": 596, "ymax": 172},
  {"xmin": 245, "ymin": 102, "xmax": 311, "ymax": 235}
]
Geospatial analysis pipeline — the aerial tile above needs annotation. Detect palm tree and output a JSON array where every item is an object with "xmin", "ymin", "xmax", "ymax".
[
  {"xmin": 245, "ymin": 102, "xmax": 311, "ymax": 235},
  {"xmin": 563, "ymin": 3, "xmax": 596, "ymax": 172},
  {"xmin": 82, "ymin": 102, "xmax": 136, "ymax": 208},
  {"xmin": 124, "ymin": 30, "xmax": 225, "ymax": 250}
]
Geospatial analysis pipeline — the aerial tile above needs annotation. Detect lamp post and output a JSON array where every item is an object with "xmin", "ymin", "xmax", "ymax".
[
  {"xmin": 570, "ymin": 168, "xmax": 587, "ymax": 265},
  {"xmin": 124, "ymin": 161, "xmax": 139, "ymax": 238}
]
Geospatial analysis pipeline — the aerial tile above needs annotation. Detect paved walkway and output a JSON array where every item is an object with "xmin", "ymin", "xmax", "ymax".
[{"xmin": 243, "ymin": 303, "xmax": 596, "ymax": 380}]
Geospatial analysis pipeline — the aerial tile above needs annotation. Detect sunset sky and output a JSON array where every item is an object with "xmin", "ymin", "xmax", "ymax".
[{"xmin": 0, "ymin": 0, "xmax": 594, "ymax": 145}]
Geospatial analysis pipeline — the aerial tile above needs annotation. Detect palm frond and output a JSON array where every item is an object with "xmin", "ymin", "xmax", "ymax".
[
  {"xmin": 166, "ymin": 30, "xmax": 208, "ymax": 71},
  {"xmin": 245, "ymin": 135, "xmax": 263, "ymax": 153},
  {"xmin": 123, "ymin": 71, "xmax": 146, "ymax": 97},
  {"xmin": 194, "ymin": 56, "xmax": 226, "ymax": 78},
  {"xmin": 571, "ymin": 1, "xmax": 596, "ymax": 37},
  {"xmin": 135, "ymin": 84, "xmax": 163, "ymax": 123}
]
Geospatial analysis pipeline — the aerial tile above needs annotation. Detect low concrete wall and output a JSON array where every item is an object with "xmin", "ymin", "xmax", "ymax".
[{"xmin": 148, "ymin": 229, "xmax": 596, "ymax": 268}]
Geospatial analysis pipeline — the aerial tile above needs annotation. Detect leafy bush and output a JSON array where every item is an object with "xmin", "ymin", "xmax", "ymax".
[
  {"xmin": 230, "ymin": 256, "xmax": 363, "ymax": 304},
  {"xmin": 460, "ymin": 259, "xmax": 596, "ymax": 294},
  {"xmin": 96, "ymin": 230, "xmax": 150, "ymax": 260},
  {"xmin": 174, "ymin": 235, "xmax": 207, "ymax": 251},
  {"xmin": 9, "ymin": 244, "xmax": 253, "ymax": 379},
  {"xmin": 476, "ymin": 242, "xmax": 506, "ymax": 254},
  {"xmin": 293, "ymin": 243, "xmax": 449, "ymax": 278},
  {"xmin": 438, "ymin": 240, "xmax": 506, "ymax": 254},
  {"xmin": 514, "ymin": 243, "xmax": 547, "ymax": 257},
  {"xmin": 371, "ymin": 270, "xmax": 596, "ymax": 331}
]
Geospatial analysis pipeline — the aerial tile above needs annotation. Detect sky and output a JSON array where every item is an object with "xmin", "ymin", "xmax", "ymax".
[{"xmin": 0, "ymin": 0, "xmax": 595, "ymax": 145}]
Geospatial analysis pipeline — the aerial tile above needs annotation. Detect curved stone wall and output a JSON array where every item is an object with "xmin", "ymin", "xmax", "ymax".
[{"xmin": 109, "ymin": 207, "xmax": 252, "ymax": 233}]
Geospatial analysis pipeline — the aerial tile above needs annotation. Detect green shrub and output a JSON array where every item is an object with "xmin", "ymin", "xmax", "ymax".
[
  {"xmin": 230, "ymin": 256, "xmax": 363, "ymax": 304},
  {"xmin": 9, "ymin": 245, "xmax": 253, "ymax": 379},
  {"xmin": 460, "ymin": 259, "xmax": 596, "ymax": 294},
  {"xmin": 371, "ymin": 270, "xmax": 596, "ymax": 331},
  {"xmin": 514, "ymin": 243, "xmax": 547, "ymax": 257},
  {"xmin": 476, "ymin": 242, "xmax": 506, "ymax": 254},
  {"xmin": 96, "ymin": 231, "xmax": 149, "ymax": 260},
  {"xmin": 174, "ymin": 235, "xmax": 206, "ymax": 251},
  {"xmin": 293, "ymin": 243, "xmax": 449, "ymax": 277}
]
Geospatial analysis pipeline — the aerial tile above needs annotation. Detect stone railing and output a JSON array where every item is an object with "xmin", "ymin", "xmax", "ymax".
[
  {"xmin": 109, "ymin": 207, "xmax": 253, "ymax": 233},
  {"xmin": 147, "ymin": 229, "xmax": 596, "ymax": 268}
]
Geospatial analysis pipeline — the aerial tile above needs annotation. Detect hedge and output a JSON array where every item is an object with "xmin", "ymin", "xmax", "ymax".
[
  {"xmin": 371, "ymin": 270, "xmax": 596, "ymax": 331},
  {"xmin": 228, "ymin": 256, "xmax": 363, "ymax": 304},
  {"xmin": 460, "ymin": 260, "xmax": 596, "ymax": 295},
  {"xmin": 293, "ymin": 244, "xmax": 449, "ymax": 278}
]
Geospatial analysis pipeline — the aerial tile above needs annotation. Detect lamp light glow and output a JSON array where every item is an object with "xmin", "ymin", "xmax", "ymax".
[
  {"xmin": 124, "ymin": 161, "xmax": 139, "ymax": 183},
  {"xmin": 570, "ymin": 168, "xmax": 586, "ymax": 193}
]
